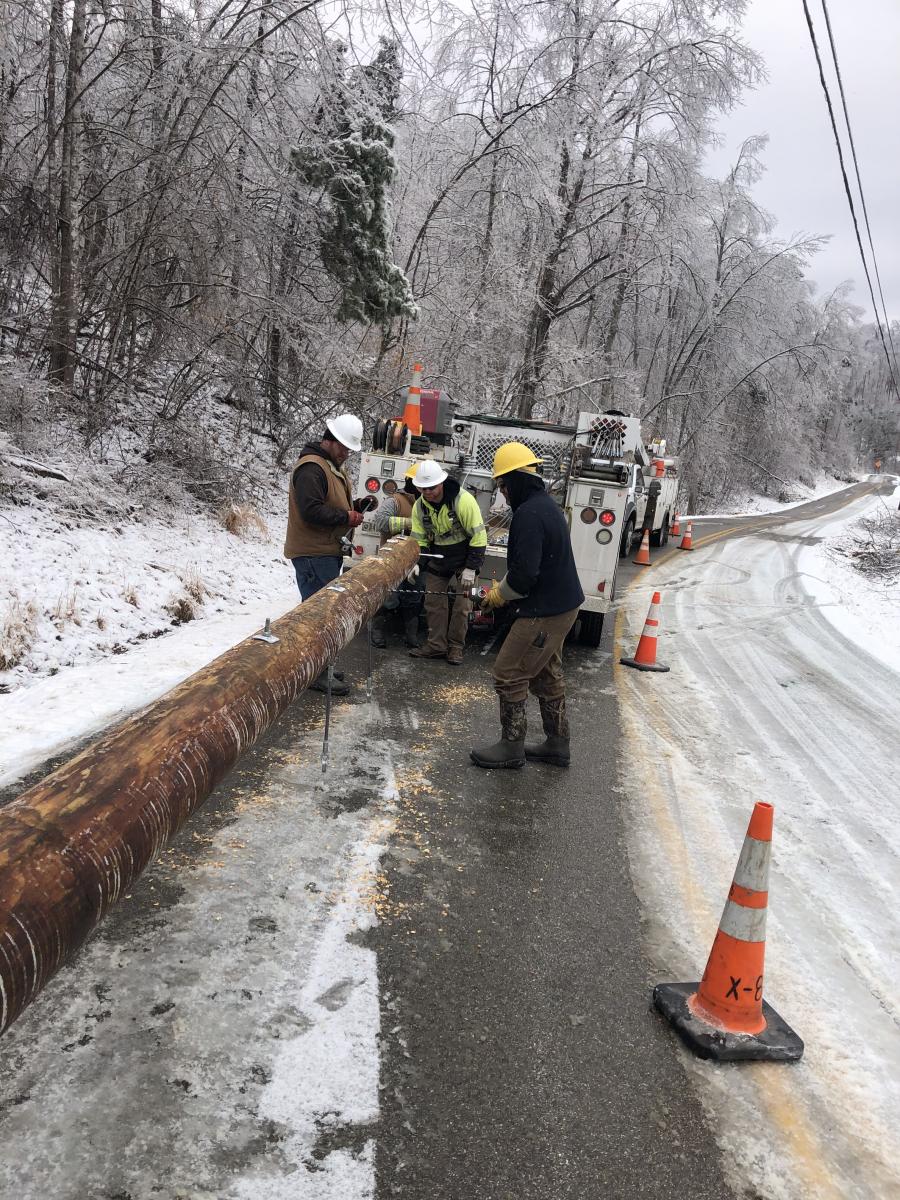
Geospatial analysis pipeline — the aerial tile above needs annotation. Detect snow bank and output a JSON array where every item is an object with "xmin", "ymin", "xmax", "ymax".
[
  {"xmin": 799, "ymin": 480, "xmax": 900, "ymax": 673},
  {"xmin": 0, "ymin": 393, "xmax": 309, "ymax": 783}
]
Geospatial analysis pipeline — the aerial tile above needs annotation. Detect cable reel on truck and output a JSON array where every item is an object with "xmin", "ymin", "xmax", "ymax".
[{"xmin": 372, "ymin": 419, "xmax": 408, "ymax": 454}]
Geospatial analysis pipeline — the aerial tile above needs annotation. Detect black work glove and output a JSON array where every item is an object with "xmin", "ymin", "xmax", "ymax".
[{"xmin": 352, "ymin": 496, "xmax": 379, "ymax": 513}]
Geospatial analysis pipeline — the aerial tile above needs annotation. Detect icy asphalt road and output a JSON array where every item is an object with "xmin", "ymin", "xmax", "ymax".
[
  {"xmin": 0, "ymin": 479, "xmax": 895, "ymax": 1199},
  {"xmin": 618, "ymin": 476, "xmax": 899, "ymax": 1200}
]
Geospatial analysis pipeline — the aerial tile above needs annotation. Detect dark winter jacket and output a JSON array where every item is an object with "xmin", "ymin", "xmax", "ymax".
[
  {"xmin": 502, "ymin": 473, "xmax": 584, "ymax": 618},
  {"xmin": 292, "ymin": 441, "xmax": 351, "ymax": 529}
]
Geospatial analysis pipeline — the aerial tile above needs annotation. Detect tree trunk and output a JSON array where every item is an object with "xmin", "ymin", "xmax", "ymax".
[
  {"xmin": 48, "ymin": 0, "xmax": 87, "ymax": 391},
  {"xmin": 45, "ymin": 0, "xmax": 63, "ymax": 379},
  {"xmin": 516, "ymin": 146, "xmax": 587, "ymax": 418},
  {"xmin": 600, "ymin": 108, "xmax": 643, "ymax": 407},
  {"xmin": 266, "ymin": 323, "xmax": 281, "ymax": 422},
  {"xmin": 230, "ymin": 2, "xmax": 269, "ymax": 301}
]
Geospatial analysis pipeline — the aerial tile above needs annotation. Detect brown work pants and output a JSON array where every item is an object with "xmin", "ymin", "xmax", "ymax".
[
  {"xmin": 492, "ymin": 608, "xmax": 580, "ymax": 703},
  {"xmin": 422, "ymin": 570, "xmax": 472, "ymax": 654}
]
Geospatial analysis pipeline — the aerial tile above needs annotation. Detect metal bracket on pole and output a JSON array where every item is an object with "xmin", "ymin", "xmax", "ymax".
[{"xmin": 252, "ymin": 617, "xmax": 279, "ymax": 644}]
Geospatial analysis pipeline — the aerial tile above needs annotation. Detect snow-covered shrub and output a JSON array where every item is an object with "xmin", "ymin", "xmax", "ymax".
[
  {"xmin": 221, "ymin": 502, "xmax": 268, "ymax": 539},
  {"xmin": 0, "ymin": 595, "xmax": 37, "ymax": 670},
  {"xmin": 165, "ymin": 594, "xmax": 198, "ymax": 625},
  {"xmin": 0, "ymin": 361, "xmax": 64, "ymax": 458},
  {"xmin": 842, "ymin": 509, "xmax": 900, "ymax": 580},
  {"xmin": 180, "ymin": 566, "xmax": 207, "ymax": 605},
  {"xmin": 50, "ymin": 586, "xmax": 79, "ymax": 629}
]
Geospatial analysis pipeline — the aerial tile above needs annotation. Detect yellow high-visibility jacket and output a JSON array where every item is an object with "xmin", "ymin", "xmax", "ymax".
[{"xmin": 411, "ymin": 479, "xmax": 487, "ymax": 576}]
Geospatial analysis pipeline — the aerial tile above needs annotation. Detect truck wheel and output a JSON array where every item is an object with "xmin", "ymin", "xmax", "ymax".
[
  {"xmin": 651, "ymin": 517, "xmax": 669, "ymax": 547},
  {"xmin": 619, "ymin": 518, "xmax": 635, "ymax": 558},
  {"xmin": 578, "ymin": 611, "xmax": 604, "ymax": 648}
]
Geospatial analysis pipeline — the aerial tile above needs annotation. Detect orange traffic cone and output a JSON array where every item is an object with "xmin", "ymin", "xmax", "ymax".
[
  {"xmin": 671, "ymin": 511, "xmax": 681, "ymax": 537},
  {"xmin": 621, "ymin": 591, "xmax": 670, "ymax": 673},
  {"xmin": 679, "ymin": 521, "xmax": 694, "ymax": 551},
  {"xmin": 633, "ymin": 528, "xmax": 652, "ymax": 565},
  {"xmin": 402, "ymin": 362, "xmax": 424, "ymax": 436},
  {"xmin": 653, "ymin": 801, "xmax": 804, "ymax": 1062}
]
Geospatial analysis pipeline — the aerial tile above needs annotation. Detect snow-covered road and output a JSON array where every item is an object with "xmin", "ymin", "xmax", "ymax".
[{"xmin": 617, "ymin": 482, "xmax": 899, "ymax": 1200}]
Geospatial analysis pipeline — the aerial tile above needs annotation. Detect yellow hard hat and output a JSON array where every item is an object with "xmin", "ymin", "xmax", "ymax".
[
  {"xmin": 404, "ymin": 462, "xmax": 420, "ymax": 480},
  {"xmin": 492, "ymin": 441, "xmax": 542, "ymax": 479}
]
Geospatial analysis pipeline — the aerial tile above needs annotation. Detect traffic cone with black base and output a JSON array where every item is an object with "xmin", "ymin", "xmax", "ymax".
[
  {"xmin": 653, "ymin": 801, "xmax": 804, "ymax": 1063},
  {"xmin": 621, "ymin": 591, "xmax": 670, "ymax": 673},
  {"xmin": 633, "ymin": 528, "xmax": 652, "ymax": 565}
]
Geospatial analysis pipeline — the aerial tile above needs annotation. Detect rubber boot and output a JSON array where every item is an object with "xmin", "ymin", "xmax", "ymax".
[
  {"xmin": 310, "ymin": 669, "xmax": 350, "ymax": 697},
  {"xmin": 403, "ymin": 615, "xmax": 421, "ymax": 648},
  {"xmin": 370, "ymin": 612, "xmax": 387, "ymax": 649},
  {"xmin": 524, "ymin": 696, "xmax": 570, "ymax": 767},
  {"xmin": 470, "ymin": 699, "xmax": 527, "ymax": 769}
]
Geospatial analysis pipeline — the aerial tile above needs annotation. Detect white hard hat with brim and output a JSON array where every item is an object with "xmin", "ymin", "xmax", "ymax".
[
  {"xmin": 325, "ymin": 413, "xmax": 363, "ymax": 452},
  {"xmin": 413, "ymin": 460, "xmax": 448, "ymax": 488}
]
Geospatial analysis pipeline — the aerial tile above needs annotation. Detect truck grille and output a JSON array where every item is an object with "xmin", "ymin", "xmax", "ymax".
[{"xmin": 473, "ymin": 433, "xmax": 570, "ymax": 474}]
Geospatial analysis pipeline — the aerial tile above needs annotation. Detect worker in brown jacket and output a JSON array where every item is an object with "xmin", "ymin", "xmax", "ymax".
[{"xmin": 284, "ymin": 413, "xmax": 367, "ymax": 695}]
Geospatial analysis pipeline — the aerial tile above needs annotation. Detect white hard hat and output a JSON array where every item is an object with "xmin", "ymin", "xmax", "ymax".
[
  {"xmin": 413, "ymin": 460, "xmax": 448, "ymax": 488},
  {"xmin": 325, "ymin": 413, "xmax": 363, "ymax": 452}
]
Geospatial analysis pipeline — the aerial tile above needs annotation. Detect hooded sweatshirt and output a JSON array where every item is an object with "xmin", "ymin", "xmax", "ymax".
[{"xmin": 501, "ymin": 472, "xmax": 584, "ymax": 618}]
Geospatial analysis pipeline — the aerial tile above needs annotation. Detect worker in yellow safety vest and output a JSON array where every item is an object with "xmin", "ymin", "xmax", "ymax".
[{"xmin": 408, "ymin": 460, "xmax": 487, "ymax": 666}]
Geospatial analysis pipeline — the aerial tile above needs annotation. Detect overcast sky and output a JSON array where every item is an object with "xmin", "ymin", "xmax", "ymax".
[{"xmin": 704, "ymin": 0, "xmax": 899, "ymax": 323}]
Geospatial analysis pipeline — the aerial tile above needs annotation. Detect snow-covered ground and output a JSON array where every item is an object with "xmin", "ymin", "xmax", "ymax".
[
  {"xmin": 0, "ymin": 423, "xmax": 293, "ymax": 695},
  {"xmin": 617, "ymin": 481, "xmax": 900, "ymax": 1200},
  {"xmin": 0, "ymin": 574, "xmax": 297, "ymax": 789},
  {"xmin": 0, "ymin": 703, "xmax": 399, "ymax": 1199}
]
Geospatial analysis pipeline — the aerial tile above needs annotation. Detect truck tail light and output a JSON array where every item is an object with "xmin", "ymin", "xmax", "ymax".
[
  {"xmin": 365, "ymin": 476, "xmax": 381, "ymax": 493},
  {"xmin": 595, "ymin": 528, "xmax": 613, "ymax": 545},
  {"xmin": 597, "ymin": 581, "xmax": 606, "ymax": 593},
  {"xmin": 354, "ymin": 544, "xmax": 364, "ymax": 555},
  {"xmin": 382, "ymin": 479, "xmax": 398, "ymax": 495},
  {"xmin": 599, "ymin": 509, "xmax": 616, "ymax": 526},
  {"xmin": 579, "ymin": 507, "xmax": 597, "ymax": 524}
]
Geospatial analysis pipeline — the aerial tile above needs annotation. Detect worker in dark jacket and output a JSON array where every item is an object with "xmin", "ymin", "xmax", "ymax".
[
  {"xmin": 470, "ymin": 442, "xmax": 584, "ymax": 769},
  {"xmin": 284, "ymin": 413, "xmax": 372, "ymax": 695}
]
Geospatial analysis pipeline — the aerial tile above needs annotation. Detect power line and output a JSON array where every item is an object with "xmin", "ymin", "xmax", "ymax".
[
  {"xmin": 818, "ymin": 0, "xmax": 900, "ymax": 376},
  {"xmin": 800, "ymin": 0, "xmax": 900, "ymax": 401}
]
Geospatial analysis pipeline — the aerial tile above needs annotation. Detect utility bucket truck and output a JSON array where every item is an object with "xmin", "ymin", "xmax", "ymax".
[{"xmin": 354, "ymin": 392, "xmax": 678, "ymax": 648}]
